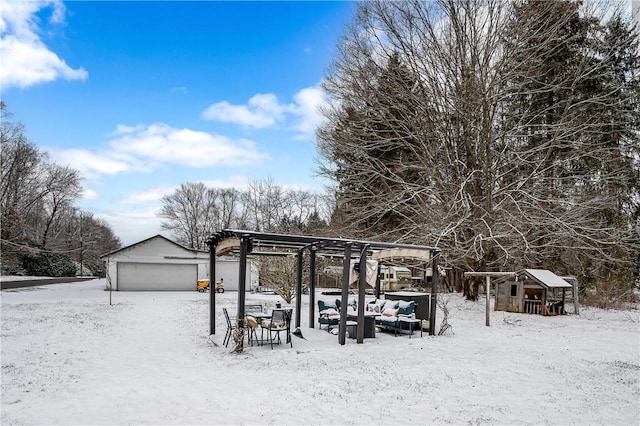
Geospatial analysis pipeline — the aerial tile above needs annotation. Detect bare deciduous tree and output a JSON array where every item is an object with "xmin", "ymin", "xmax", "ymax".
[
  {"xmin": 1, "ymin": 103, "xmax": 121, "ymax": 275},
  {"xmin": 40, "ymin": 164, "xmax": 82, "ymax": 247},
  {"xmin": 159, "ymin": 182, "xmax": 216, "ymax": 250},
  {"xmin": 317, "ymin": 0, "xmax": 639, "ymax": 295}
]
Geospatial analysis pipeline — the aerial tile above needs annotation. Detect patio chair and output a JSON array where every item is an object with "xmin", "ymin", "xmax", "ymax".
[
  {"xmin": 318, "ymin": 300, "xmax": 340, "ymax": 332},
  {"xmin": 262, "ymin": 309, "xmax": 292, "ymax": 349},
  {"xmin": 222, "ymin": 307, "xmax": 237, "ymax": 348},
  {"xmin": 246, "ymin": 315, "xmax": 260, "ymax": 346}
]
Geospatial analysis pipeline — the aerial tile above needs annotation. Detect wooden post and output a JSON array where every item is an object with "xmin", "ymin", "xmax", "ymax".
[
  {"xmin": 295, "ymin": 249, "xmax": 303, "ymax": 328},
  {"xmin": 208, "ymin": 240, "xmax": 217, "ymax": 335},
  {"xmin": 485, "ymin": 275, "xmax": 490, "ymax": 327},
  {"xmin": 357, "ymin": 245, "xmax": 369, "ymax": 343},
  {"xmin": 237, "ymin": 237, "xmax": 249, "ymax": 328},
  {"xmin": 429, "ymin": 252, "xmax": 439, "ymax": 336},
  {"xmin": 309, "ymin": 247, "xmax": 316, "ymax": 328},
  {"xmin": 339, "ymin": 243, "xmax": 352, "ymax": 345}
]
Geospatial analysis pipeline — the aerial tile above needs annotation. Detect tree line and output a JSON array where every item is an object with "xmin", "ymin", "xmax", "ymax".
[
  {"xmin": 158, "ymin": 179, "xmax": 334, "ymax": 250},
  {"xmin": 316, "ymin": 0, "xmax": 639, "ymax": 304},
  {"xmin": 1, "ymin": 103, "xmax": 121, "ymax": 277}
]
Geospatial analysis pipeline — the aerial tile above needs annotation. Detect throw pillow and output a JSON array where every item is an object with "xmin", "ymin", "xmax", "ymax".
[
  {"xmin": 367, "ymin": 304, "xmax": 380, "ymax": 313},
  {"xmin": 382, "ymin": 308, "xmax": 398, "ymax": 317}
]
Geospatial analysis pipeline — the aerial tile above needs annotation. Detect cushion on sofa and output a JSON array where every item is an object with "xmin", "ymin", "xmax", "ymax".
[
  {"xmin": 382, "ymin": 300, "xmax": 399, "ymax": 311},
  {"xmin": 318, "ymin": 300, "xmax": 336, "ymax": 312},
  {"xmin": 398, "ymin": 301, "xmax": 415, "ymax": 316}
]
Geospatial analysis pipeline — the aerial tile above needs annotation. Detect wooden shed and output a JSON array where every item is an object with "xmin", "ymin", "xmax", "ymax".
[{"xmin": 494, "ymin": 269, "xmax": 572, "ymax": 315}]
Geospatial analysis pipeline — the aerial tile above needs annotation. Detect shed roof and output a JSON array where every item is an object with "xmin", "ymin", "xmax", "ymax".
[{"xmin": 520, "ymin": 269, "xmax": 573, "ymax": 288}]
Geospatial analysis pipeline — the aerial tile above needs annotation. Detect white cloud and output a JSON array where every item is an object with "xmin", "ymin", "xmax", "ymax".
[
  {"xmin": 49, "ymin": 148, "xmax": 137, "ymax": 179},
  {"xmin": 116, "ymin": 185, "xmax": 178, "ymax": 205},
  {"xmin": 96, "ymin": 207, "xmax": 165, "ymax": 247},
  {"xmin": 290, "ymin": 86, "xmax": 327, "ymax": 138},
  {"xmin": 108, "ymin": 123, "xmax": 270, "ymax": 167},
  {"xmin": 0, "ymin": 0, "xmax": 88, "ymax": 89},
  {"xmin": 201, "ymin": 85, "xmax": 328, "ymax": 139},
  {"xmin": 51, "ymin": 123, "xmax": 270, "ymax": 180},
  {"xmin": 81, "ymin": 186, "xmax": 99, "ymax": 201},
  {"xmin": 201, "ymin": 93, "xmax": 288, "ymax": 128}
]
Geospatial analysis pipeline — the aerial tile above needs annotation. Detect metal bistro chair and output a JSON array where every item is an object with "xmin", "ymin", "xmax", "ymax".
[
  {"xmin": 222, "ymin": 307, "xmax": 237, "ymax": 348},
  {"xmin": 262, "ymin": 309, "xmax": 292, "ymax": 349},
  {"xmin": 245, "ymin": 304, "xmax": 264, "ymax": 316},
  {"xmin": 245, "ymin": 315, "xmax": 260, "ymax": 346}
]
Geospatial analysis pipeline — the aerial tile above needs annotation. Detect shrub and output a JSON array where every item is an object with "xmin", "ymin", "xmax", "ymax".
[
  {"xmin": 22, "ymin": 250, "xmax": 76, "ymax": 277},
  {"xmin": 0, "ymin": 246, "xmax": 25, "ymax": 275}
]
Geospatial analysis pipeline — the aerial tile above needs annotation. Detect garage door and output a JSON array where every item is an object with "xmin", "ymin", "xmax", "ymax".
[{"xmin": 117, "ymin": 263, "xmax": 197, "ymax": 291}]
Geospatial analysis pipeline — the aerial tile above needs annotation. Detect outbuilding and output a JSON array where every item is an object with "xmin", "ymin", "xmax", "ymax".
[
  {"xmin": 101, "ymin": 235, "xmax": 257, "ymax": 291},
  {"xmin": 494, "ymin": 269, "xmax": 574, "ymax": 315}
]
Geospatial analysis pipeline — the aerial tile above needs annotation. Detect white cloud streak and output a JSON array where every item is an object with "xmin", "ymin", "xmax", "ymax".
[
  {"xmin": 116, "ymin": 185, "xmax": 178, "ymax": 205},
  {"xmin": 50, "ymin": 123, "xmax": 270, "ymax": 179},
  {"xmin": 0, "ymin": 0, "xmax": 88, "ymax": 89},
  {"xmin": 201, "ymin": 85, "xmax": 328, "ymax": 139},
  {"xmin": 201, "ymin": 93, "xmax": 287, "ymax": 128},
  {"xmin": 96, "ymin": 207, "xmax": 166, "ymax": 246},
  {"xmin": 109, "ymin": 123, "xmax": 269, "ymax": 167},
  {"xmin": 290, "ymin": 86, "xmax": 326, "ymax": 137}
]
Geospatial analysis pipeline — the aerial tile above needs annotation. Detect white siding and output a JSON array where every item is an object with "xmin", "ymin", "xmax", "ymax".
[{"xmin": 214, "ymin": 260, "xmax": 254, "ymax": 292}]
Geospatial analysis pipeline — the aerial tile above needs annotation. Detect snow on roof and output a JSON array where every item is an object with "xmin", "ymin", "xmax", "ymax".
[{"xmin": 523, "ymin": 269, "xmax": 573, "ymax": 288}]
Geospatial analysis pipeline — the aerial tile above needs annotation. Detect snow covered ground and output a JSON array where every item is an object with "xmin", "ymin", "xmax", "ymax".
[{"xmin": 1, "ymin": 279, "xmax": 638, "ymax": 425}]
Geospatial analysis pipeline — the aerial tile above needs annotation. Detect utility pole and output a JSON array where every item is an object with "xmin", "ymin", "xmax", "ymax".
[{"xmin": 79, "ymin": 212, "xmax": 83, "ymax": 277}]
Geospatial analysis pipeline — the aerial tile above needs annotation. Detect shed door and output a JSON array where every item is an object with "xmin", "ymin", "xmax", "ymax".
[
  {"xmin": 117, "ymin": 263, "xmax": 197, "ymax": 291},
  {"xmin": 507, "ymin": 282, "xmax": 523, "ymax": 312}
]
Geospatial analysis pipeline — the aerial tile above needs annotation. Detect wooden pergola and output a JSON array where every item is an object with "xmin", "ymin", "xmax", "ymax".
[{"xmin": 206, "ymin": 229, "xmax": 441, "ymax": 345}]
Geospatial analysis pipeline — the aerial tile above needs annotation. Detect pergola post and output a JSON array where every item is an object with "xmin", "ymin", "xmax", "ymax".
[
  {"xmin": 485, "ymin": 275, "xmax": 491, "ymax": 327},
  {"xmin": 308, "ymin": 247, "xmax": 317, "ymax": 328},
  {"xmin": 237, "ymin": 236, "xmax": 249, "ymax": 328},
  {"xmin": 429, "ymin": 252, "xmax": 439, "ymax": 336},
  {"xmin": 208, "ymin": 240, "xmax": 217, "ymax": 335},
  {"xmin": 339, "ymin": 242, "xmax": 352, "ymax": 345},
  {"xmin": 356, "ymin": 245, "xmax": 369, "ymax": 343},
  {"xmin": 295, "ymin": 249, "xmax": 303, "ymax": 328}
]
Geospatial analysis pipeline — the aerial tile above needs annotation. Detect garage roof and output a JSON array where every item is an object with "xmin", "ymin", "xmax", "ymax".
[{"xmin": 100, "ymin": 234, "xmax": 206, "ymax": 259}]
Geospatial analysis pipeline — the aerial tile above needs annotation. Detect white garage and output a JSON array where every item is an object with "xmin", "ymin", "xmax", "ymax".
[{"xmin": 101, "ymin": 234, "xmax": 258, "ymax": 291}]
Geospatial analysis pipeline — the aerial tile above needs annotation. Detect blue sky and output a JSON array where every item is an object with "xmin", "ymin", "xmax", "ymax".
[{"xmin": 2, "ymin": 0, "xmax": 356, "ymax": 245}]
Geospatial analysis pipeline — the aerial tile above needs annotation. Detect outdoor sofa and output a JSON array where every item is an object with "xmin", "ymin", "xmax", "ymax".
[{"xmin": 318, "ymin": 298, "xmax": 418, "ymax": 336}]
